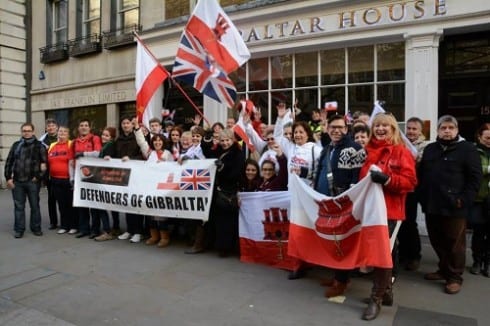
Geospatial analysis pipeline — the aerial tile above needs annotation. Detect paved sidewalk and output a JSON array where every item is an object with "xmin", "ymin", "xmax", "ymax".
[{"xmin": 0, "ymin": 188, "xmax": 488, "ymax": 326}]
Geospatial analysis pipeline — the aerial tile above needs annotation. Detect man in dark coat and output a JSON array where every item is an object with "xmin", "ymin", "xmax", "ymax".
[
  {"xmin": 419, "ymin": 115, "xmax": 482, "ymax": 294},
  {"xmin": 5, "ymin": 123, "xmax": 47, "ymax": 238}
]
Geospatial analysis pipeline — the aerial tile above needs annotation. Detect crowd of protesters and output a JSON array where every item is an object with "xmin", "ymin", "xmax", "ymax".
[{"xmin": 4, "ymin": 100, "xmax": 488, "ymax": 321}]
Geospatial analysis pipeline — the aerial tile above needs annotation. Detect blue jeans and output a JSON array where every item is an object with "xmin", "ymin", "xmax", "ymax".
[{"xmin": 12, "ymin": 180, "xmax": 42, "ymax": 233}]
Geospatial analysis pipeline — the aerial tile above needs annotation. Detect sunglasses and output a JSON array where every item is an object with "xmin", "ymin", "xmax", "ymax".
[{"xmin": 262, "ymin": 168, "xmax": 275, "ymax": 171}]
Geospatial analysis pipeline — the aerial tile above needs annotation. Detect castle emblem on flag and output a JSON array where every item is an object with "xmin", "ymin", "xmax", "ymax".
[{"xmin": 179, "ymin": 169, "xmax": 212, "ymax": 190}]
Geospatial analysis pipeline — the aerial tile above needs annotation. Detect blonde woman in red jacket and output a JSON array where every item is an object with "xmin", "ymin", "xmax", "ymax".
[{"xmin": 359, "ymin": 113, "xmax": 417, "ymax": 321}]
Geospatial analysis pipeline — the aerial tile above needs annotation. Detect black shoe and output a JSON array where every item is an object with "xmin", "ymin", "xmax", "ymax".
[
  {"xmin": 288, "ymin": 269, "xmax": 306, "ymax": 280},
  {"xmin": 33, "ymin": 231, "xmax": 43, "ymax": 236},
  {"xmin": 76, "ymin": 233, "xmax": 89, "ymax": 238},
  {"xmin": 14, "ymin": 232, "xmax": 24, "ymax": 238},
  {"xmin": 89, "ymin": 234, "xmax": 98, "ymax": 239},
  {"xmin": 48, "ymin": 224, "xmax": 58, "ymax": 230}
]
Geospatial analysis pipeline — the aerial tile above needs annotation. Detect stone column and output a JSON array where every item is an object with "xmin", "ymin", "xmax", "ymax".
[
  {"xmin": 404, "ymin": 30, "xmax": 443, "ymax": 141},
  {"xmin": 203, "ymin": 96, "xmax": 227, "ymax": 128}
]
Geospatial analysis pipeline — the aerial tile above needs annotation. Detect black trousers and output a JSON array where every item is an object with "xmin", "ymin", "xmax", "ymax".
[
  {"xmin": 51, "ymin": 178, "xmax": 75, "ymax": 230},
  {"xmin": 398, "ymin": 192, "xmax": 422, "ymax": 261},
  {"xmin": 47, "ymin": 179, "xmax": 58, "ymax": 226}
]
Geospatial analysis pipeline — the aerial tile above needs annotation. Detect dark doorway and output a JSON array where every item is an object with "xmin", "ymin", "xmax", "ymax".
[{"xmin": 439, "ymin": 31, "xmax": 490, "ymax": 142}]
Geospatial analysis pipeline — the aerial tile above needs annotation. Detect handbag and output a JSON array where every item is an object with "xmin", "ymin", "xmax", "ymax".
[{"xmin": 215, "ymin": 188, "xmax": 239, "ymax": 209}]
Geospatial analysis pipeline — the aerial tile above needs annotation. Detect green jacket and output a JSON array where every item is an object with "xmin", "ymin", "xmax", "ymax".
[{"xmin": 476, "ymin": 143, "xmax": 490, "ymax": 202}]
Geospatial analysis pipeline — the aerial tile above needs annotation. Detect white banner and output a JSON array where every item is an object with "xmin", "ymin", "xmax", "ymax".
[{"xmin": 74, "ymin": 157, "xmax": 216, "ymax": 221}]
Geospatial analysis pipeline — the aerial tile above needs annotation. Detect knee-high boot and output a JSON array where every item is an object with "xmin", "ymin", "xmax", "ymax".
[{"xmin": 362, "ymin": 268, "xmax": 392, "ymax": 321}]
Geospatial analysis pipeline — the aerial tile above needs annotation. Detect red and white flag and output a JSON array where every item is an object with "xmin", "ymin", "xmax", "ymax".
[
  {"xmin": 239, "ymin": 191, "xmax": 302, "ymax": 271},
  {"xmin": 186, "ymin": 0, "xmax": 250, "ymax": 74},
  {"xmin": 135, "ymin": 39, "xmax": 170, "ymax": 128},
  {"xmin": 232, "ymin": 100, "xmax": 255, "ymax": 152},
  {"xmin": 288, "ymin": 171, "xmax": 393, "ymax": 269}
]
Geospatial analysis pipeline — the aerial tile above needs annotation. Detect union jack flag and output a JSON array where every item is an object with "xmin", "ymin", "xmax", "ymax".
[
  {"xmin": 172, "ymin": 30, "xmax": 237, "ymax": 108},
  {"xmin": 179, "ymin": 169, "xmax": 212, "ymax": 190}
]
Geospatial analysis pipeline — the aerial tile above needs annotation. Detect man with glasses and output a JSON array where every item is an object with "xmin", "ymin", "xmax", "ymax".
[
  {"xmin": 5, "ymin": 123, "xmax": 47, "ymax": 238},
  {"xmin": 313, "ymin": 114, "xmax": 366, "ymax": 297}
]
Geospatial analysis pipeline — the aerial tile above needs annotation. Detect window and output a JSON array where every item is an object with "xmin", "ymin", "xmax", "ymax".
[
  {"xmin": 230, "ymin": 42, "xmax": 406, "ymax": 123},
  {"xmin": 46, "ymin": 106, "xmax": 107, "ymax": 138},
  {"xmin": 47, "ymin": 0, "xmax": 68, "ymax": 45},
  {"xmin": 116, "ymin": 0, "xmax": 139, "ymax": 31},
  {"xmin": 77, "ymin": 0, "xmax": 101, "ymax": 37}
]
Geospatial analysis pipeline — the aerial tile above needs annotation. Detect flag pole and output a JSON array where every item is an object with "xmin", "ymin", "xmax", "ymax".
[{"xmin": 133, "ymin": 32, "xmax": 211, "ymax": 128}]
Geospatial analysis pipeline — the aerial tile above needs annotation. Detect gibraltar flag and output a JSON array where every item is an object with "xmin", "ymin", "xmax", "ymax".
[
  {"xmin": 135, "ymin": 39, "xmax": 169, "ymax": 128},
  {"xmin": 232, "ymin": 100, "xmax": 255, "ymax": 152},
  {"xmin": 239, "ymin": 191, "xmax": 302, "ymax": 271},
  {"xmin": 288, "ymin": 172, "xmax": 393, "ymax": 269},
  {"xmin": 186, "ymin": 0, "xmax": 250, "ymax": 74}
]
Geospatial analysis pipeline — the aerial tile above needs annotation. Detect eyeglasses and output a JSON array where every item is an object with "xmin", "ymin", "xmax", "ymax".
[
  {"xmin": 22, "ymin": 129, "xmax": 33, "ymax": 132},
  {"xmin": 328, "ymin": 125, "xmax": 346, "ymax": 130}
]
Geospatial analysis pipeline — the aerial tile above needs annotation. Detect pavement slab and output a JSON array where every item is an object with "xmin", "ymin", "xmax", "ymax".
[{"xmin": 0, "ymin": 188, "xmax": 489, "ymax": 325}]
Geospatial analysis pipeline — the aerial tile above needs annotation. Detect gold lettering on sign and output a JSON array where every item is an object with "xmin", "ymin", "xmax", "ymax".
[
  {"xmin": 414, "ymin": 0, "xmax": 425, "ymax": 19},
  {"xmin": 275, "ymin": 21, "xmax": 288, "ymax": 37},
  {"xmin": 389, "ymin": 2, "xmax": 406, "ymax": 21},
  {"xmin": 363, "ymin": 8, "xmax": 382, "ymax": 25},
  {"xmin": 434, "ymin": 0, "xmax": 447, "ymax": 16},
  {"xmin": 290, "ymin": 20, "xmax": 305, "ymax": 36},
  {"xmin": 310, "ymin": 17, "xmax": 324, "ymax": 33},
  {"xmin": 339, "ymin": 11, "xmax": 356, "ymax": 28}
]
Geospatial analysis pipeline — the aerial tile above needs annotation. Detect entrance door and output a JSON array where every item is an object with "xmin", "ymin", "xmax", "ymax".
[{"xmin": 439, "ymin": 31, "xmax": 490, "ymax": 142}]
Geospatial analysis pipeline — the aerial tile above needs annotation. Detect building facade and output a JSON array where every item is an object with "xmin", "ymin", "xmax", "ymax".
[
  {"xmin": 0, "ymin": 0, "xmax": 28, "ymax": 186},
  {"xmin": 1, "ymin": 0, "xmax": 489, "ymax": 185}
]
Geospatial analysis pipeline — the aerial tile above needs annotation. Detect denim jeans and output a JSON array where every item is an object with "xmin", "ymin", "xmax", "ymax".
[{"xmin": 12, "ymin": 180, "xmax": 42, "ymax": 233}]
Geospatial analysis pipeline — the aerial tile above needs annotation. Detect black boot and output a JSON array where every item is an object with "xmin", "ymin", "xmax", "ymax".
[
  {"xmin": 470, "ymin": 255, "xmax": 482, "ymax": 275},
  {"xmin": 362, "ymin": 297, "xmax": 381, "ymax": 321},
  {"xmin": 482, "ymin": 253, "xmax": 489, "ymax": 277}
]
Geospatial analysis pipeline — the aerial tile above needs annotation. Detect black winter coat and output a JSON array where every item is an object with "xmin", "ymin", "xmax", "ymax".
[
  {"xmin": 113, "ymin": 132, "xmax": 143, "ymax": 160},
  {"xmin": 214, "ymin": 143, "xmax": 245, "ymax": 193},
  {"xmin": 418, "ymin": 137, "xmax": 482, "ymax": 217}
]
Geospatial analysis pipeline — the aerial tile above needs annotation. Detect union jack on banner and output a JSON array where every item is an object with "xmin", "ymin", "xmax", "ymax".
[
  {"xmin": 180, "ymin": 169, "xmax": 212, "ymax": 190},
  {"xmin": 172, "ymin": 30, "xmax": 237, "ymax": 108}
]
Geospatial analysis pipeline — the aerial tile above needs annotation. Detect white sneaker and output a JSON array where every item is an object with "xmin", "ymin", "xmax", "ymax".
[
  {"xmin": 57, "ymin": 229, "xmax": 67, "ymax": 234},
  {"xmin": 68, "ymin": 229, "xmax": 78, "ymax": 234},
  {"xmin": 129, "ymin": 234, "xmax": 141, "ymax": 243},
  {"xmin": 118, "ymin": 232, "xmax": 131, "ymax": 240}
]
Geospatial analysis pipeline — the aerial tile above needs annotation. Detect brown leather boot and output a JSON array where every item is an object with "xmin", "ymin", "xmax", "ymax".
[
  {"xmin": 145, "ymin": 228, "xmax": 160, "ymax": 245},
  {"xmin": 325, "ymin": 280, "xmax": 348, "ymax": 298},
  {"xmin": 185, "ymin": 225, "xmax": 205, "ymax": 254},
  {"xmin": 362, "ymin": 297, "xmax": 382, "ymax": 320}
]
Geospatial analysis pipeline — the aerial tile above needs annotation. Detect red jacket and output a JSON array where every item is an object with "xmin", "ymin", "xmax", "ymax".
[
  {"xmin": 72, "ymin": 133, "xmax": 102, "ymax": 155},
  {"xmin": 360, "ymin": 138, "xmax": 417, "ymax": 220}
]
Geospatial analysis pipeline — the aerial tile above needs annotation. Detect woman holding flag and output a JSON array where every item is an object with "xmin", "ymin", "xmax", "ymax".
[{"xmin": 359, "ymin": 112, "xmax": 417, "ymax": 320}]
